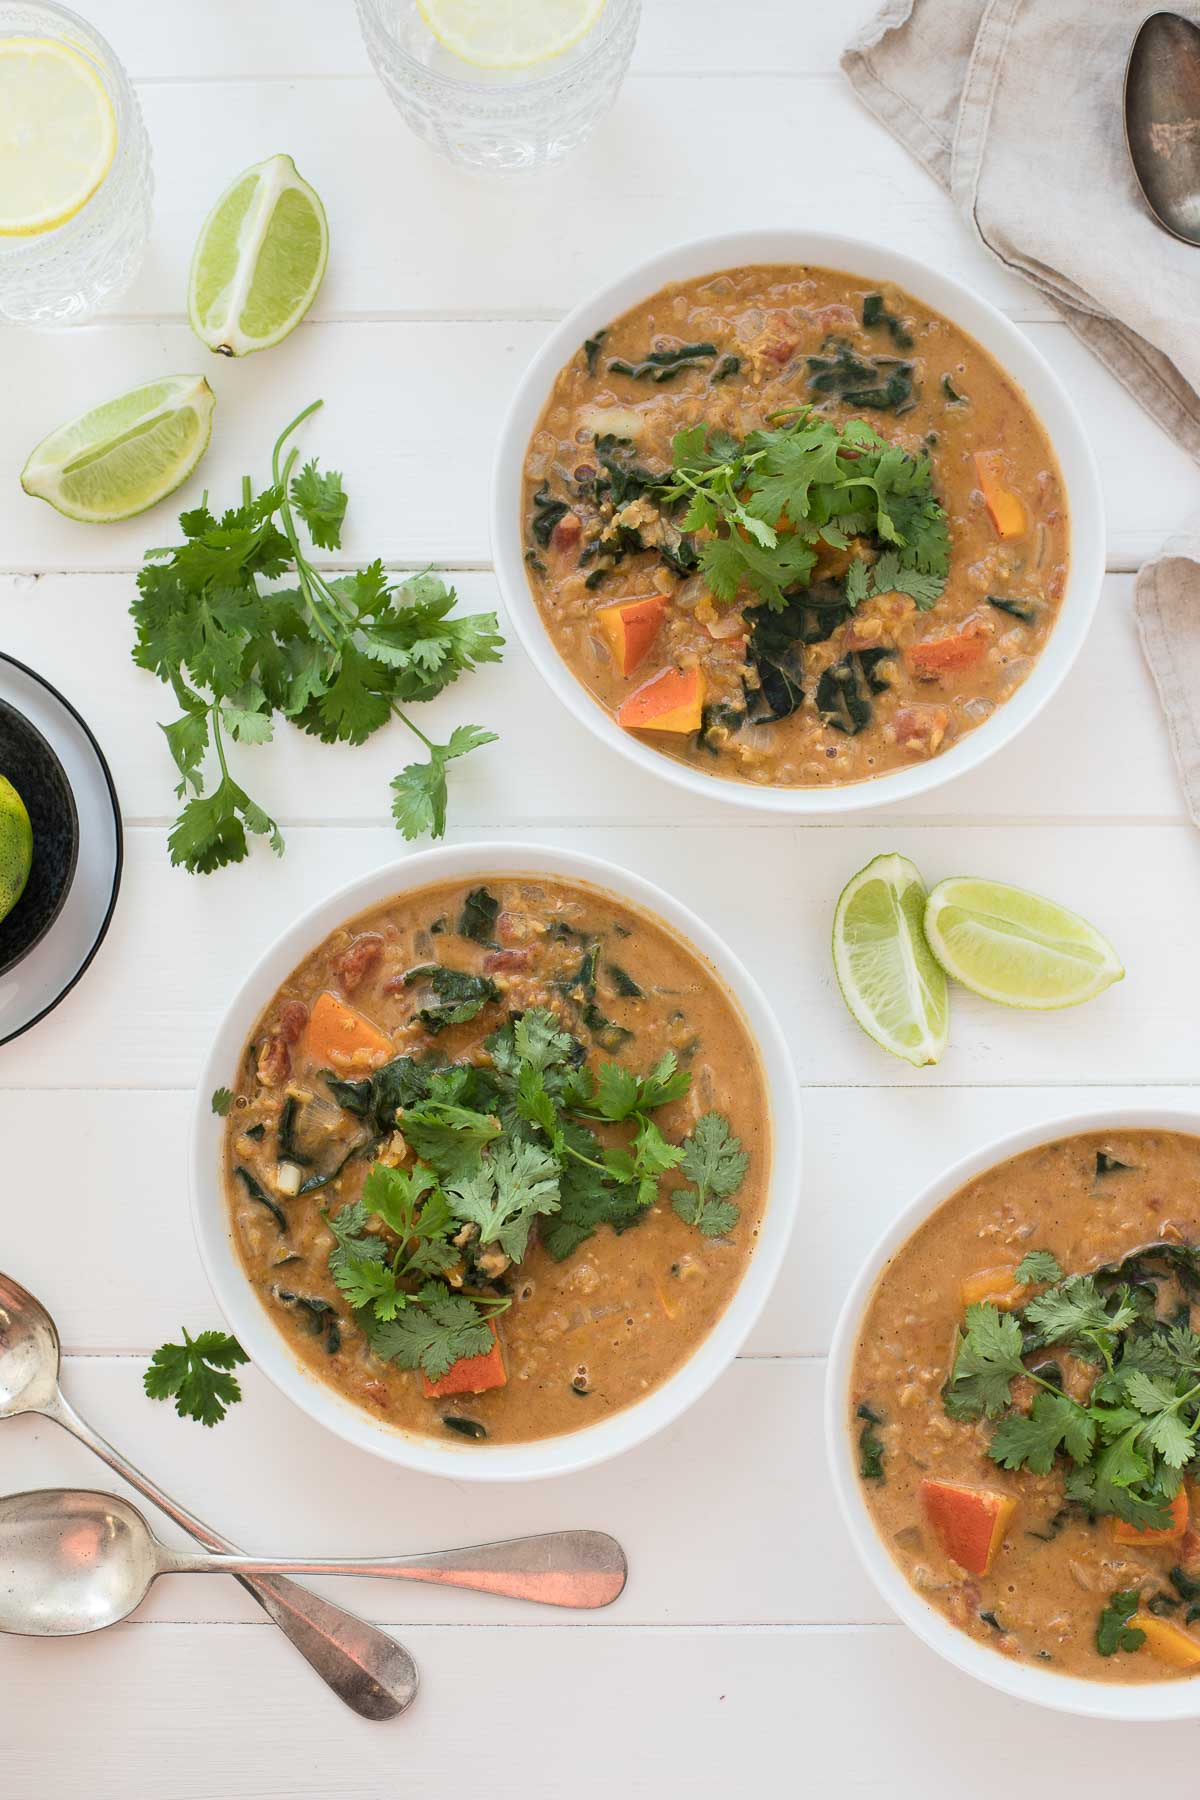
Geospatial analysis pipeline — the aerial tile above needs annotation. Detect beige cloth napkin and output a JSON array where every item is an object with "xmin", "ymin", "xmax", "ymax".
[{"xmin": 842, "ymin": 0, "xmax": 1200, "ymax": 823}]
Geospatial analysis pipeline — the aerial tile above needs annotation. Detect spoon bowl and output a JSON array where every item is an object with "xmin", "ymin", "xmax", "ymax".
[
  {"xmin": 1124, "ymin": 10, "xmax": 1200, "ymax": 245},
  {"xmin": 0, "ymin": 1272, "xmax": 63, "ymax": 1417},
  {"xmin": 0, "ymin": 1490, "xmax": 157, "ymax": 1635}
]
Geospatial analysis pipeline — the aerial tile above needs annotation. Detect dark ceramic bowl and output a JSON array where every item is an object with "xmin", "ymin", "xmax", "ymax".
[{"xmin": 0, "ymin": 699, "xmax": 80, "ymax": 977}]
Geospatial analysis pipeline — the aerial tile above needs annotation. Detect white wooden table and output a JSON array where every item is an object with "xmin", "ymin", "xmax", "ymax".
[{"xmin": 3, "ymin": 3, "xmax": 1200, "ymax": 1790}]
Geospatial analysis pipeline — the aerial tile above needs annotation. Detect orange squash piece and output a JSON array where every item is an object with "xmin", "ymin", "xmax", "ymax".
[
  {"xmin": 920, "ymin": 1479, "xmax": 1016, "ymax": 1575},
  {"xmin": 304, "ymin": 991, "xmax": 393, "ymax": 1070},
  {"xmin": 960, "ymin": 1267, "xmax": 1028, "ymax": 1312},
  {"xmin": 907, "ymin": 617, "xmax": 994, "ymax": 679},
  {"xmin": 422, "ymin": 1321, "xmax": 507, "ymax": 1398},
  {"xmin": 973, "ymin": 451, "xmax": 1026, "ymax": 539},
  {"xmin": 1131, "ymin": 1610, "xmax": 1200, "ymax": 1669},
  {"xmin": 1112, "ymin": 1487, "xmax": 1189, "ymax": 1546},
  {"xmin": 597, "ymin": 595, "xmax": 667, "ymax": 676},
  {"xmin": 617, "ymin": 666, "xmax": 705, "ymax": 734}
]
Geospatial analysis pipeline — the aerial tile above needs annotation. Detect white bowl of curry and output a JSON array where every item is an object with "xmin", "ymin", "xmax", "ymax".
[
  {"xmin": 827, "ymin": 1110, "xmax": 1200, "ymax": 1719},
  {"xmin": 492, "ymin": 230, "xmax": 1104, "ymax": 811},
  {"xmin": 191, "ymin": 842, "xmax": 799, "ymax": 1481}
]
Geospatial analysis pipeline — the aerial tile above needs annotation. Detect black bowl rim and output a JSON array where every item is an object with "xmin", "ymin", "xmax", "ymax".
[
  {"xmin": 0, "ymin": 693, "xmax": 82, "ymax": 976},
  {"xmin": 0, "ymin": 654, "xmax": 124, "ymax": 1047}
]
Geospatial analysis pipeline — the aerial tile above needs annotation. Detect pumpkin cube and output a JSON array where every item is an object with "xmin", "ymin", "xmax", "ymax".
[
  {"xmin": 597, "ymin": 595, "xmax": 667, "ymax": 676},
  {"xmin": 960, "ymin": 1267, "xmax": 1028, "ymax": 1311},
  {"xmin": 617, "ymin": 666, "xmax": 705, "ymax": 735},
  {"xmin": 973, "ymin": 451, "xmax": 1026, "ymax": 539},
  {"xmin": 422, "ymin": 1321, "xmax": 507, "ymax": 1399},
  {"xmin": 1132, "ymin": 1610, "xmax": 1200, "ymax": 1669},
  {"xmin": 920, "ymin": 1479, "xmax": 1016, "ymax": 1574}
]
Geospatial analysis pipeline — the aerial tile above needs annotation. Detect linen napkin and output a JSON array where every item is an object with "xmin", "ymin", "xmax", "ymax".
[{"xmin": 842, "ymin": 0, "xmax": 1200, "ymax": 824}]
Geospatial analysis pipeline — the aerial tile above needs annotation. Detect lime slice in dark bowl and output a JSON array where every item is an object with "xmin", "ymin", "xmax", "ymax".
[{"xmin": 0, "ymin": 698, "xmax": 80, "ymax": 977}]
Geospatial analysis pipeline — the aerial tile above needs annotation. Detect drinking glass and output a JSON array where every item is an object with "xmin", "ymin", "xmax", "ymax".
[
  {"xmin": 0, "ymin": 1, "xmax": 153, "ymax": 325},
  {"xmin": 354, "ymin": 0, "xmax": 641, "ymax": 175}
]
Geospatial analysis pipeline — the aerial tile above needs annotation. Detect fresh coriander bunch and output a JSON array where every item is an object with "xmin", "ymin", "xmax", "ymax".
[
  {"xmin": 657, "ymin": 408, "xmax": 951, "ymax": 613},
  {"xmin": 131, "ymin": 400, "xmax": 503, "ymax": 873}
]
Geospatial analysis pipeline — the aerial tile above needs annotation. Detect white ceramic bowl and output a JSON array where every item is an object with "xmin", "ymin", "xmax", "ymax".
[
  {"xmin": 191, "ymin": 841, "xmax": 801, "ymax": 1482},
  {"xmin": 826, "ymin": 1106, "xmax": 1200, "ymax": 1721},
  {"xmin": 491, "ymin": 229, "xmax": 1105, "ymax": 815}
]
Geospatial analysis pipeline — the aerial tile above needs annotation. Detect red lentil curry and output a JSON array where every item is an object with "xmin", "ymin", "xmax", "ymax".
[
  {"xmin": 522, "ymin": 263, "xmax": 1068, "ymax": 788},
  {"xmin": 852, "ymin": 1129, "xmax": 1200, "ymax": 1682},
  {"xmin": 222, "ymin": 875, "xmax": 768, "ymax": 1446}
]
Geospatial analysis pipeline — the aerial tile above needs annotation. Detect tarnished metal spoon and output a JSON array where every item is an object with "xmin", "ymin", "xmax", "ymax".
[
  {"xmin": 0, "ymin": 1488, "xmax": 628, "ymax": 1636},
  {"xmin": 1124, "ymin": 10, "xmax": 1200, "ymax": 245},
  {"xmin": 0, "ymin": 1273, "xmax": 418, "ymax": 1716}
]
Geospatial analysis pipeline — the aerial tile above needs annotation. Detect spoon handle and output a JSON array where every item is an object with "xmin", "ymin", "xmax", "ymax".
[
  {"xmin": 164, "ymin": 1529, "xmax": 628, "ymax": 1609},
  {"xmin": 46, "ymin": 1390, "xmax": 418, "ymax": 1720}
]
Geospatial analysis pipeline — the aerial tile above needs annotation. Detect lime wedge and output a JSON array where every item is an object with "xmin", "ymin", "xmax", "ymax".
[
  {"xmin": 923, "ymin": 878, "xmax": 1124, "ymax": 1010},
  {"xmin": 21, "ymin": 375, "xmax": 215, "ymax": 523},
  {"xmin": 0, "ymin": 776, "xmax": 33, "ymax": 923},
  {"xmin": 416, "ymin": 0, "xmax": 607, "ymax": 68},
  {"xmin": 0, "ymin": 36, "xmax": 117, "ymax": 237},
  {"xmin": 833, "ymin": 853, "xmax": 949, "ymax": 1067},
  {"xmin": 189, "ymin": 154, "xmax": 328, "ymax": 358}
]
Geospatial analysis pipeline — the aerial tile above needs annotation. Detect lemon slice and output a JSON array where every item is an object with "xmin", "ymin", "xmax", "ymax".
[
  {"xmin": 416, "ymin": 0, "xmax": 607, "ymax": 69},
  {"xmin": 0, "ymin": 36, "xmax": 117, "ymax": 237},
  {"xmin": 924, "ymin": 878, "xmax": 1124, "ymax": 1010},
  {"xmin": 21, "ymin": 375, "xmax": 215, "ymax": 524},
  {"xmin": 188, "ymin": 154, "xmax": 328, "ymax": 358},
  {"xmin": 833, "ymin": 853, "xmax": 949, "ymax": 1067}
]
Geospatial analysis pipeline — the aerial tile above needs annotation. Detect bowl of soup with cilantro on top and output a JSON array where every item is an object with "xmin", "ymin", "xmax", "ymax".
[
  {"xmin": 492, "ymin": 231, "xmax": 1104, "ymax": 815},
  {"xmin": 191, "ymin": 841, "xmax": 800, "ymax": 1481},
  {"xmin": 827, "ymin": 1110, "xmax": 1200, "ymax": 1721}
]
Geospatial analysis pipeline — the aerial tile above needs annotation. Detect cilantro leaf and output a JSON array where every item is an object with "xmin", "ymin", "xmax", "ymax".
[
  {"xmin": 290, "ymin": 459, "xmax": 347, "ymax": 551},
  {"xmin": 210, "ymin": 1086, "xmax": 233, "ymax": 1116},
  {"xmin": 989, "ymin": 1391, "xmax": 1096, "ymax": 1474},
  {"xmin": 1096, "ymin": 1591, "xmax": 1147, "ymax": 1657},
  {"xmin": 446, "ymin": 1139, "xmax": 561, "ymax": 1263},
  {"xmin": 399, "ymin": 1103, "xmax": 501, "ymax": 1180},
  {"xmin": 391, "ymin": 725, "xmax": 499, "ymax": 841},
  {"xmin": 362, "ymin": 1280, "xmax": 495, "ymax": 1381},
  {"xmin": 670, "ymin": 1111, "xmax": 748, "ymax": 1237},
  {"xmin": 946, "ymin": 1304, "xmax": 1027, "ymax": 1419},
  {"xmin": 144, "ymin": 1329, "xmax": 248, "ymax": 1427},
  {"xmin": 167, "ymin": 773, "xmax": 284, "ymax": 874},
  {"xmin": 1015, "ymin": 1249, "xmax": 1063, "ymax": 1285}
]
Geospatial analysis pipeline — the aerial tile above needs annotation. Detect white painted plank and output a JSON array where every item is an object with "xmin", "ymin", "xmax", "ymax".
[
  {"xmin": 1, "ymin": 822, "xmax": 1196, "ymax": 1093},
  {"xmin": 0, "ymin": 571, "xmax": 1184, "ymax": 825},
  {"xmin": 1, "ymin": 320, "xmax": 1193, "ymax": 574},
  {"xmin": 63, "ymin": 75, "xmax": 1049, "ymax": 322},
  {"xmin": 94, "ymin": 0, "xmax": 881, "ymax": 80},
  {"xmin": 3, "ymin": 1357, "xmax": 876, "ymax": 1626},
  {"xmin": 4, "ymin": 1620, "xmax": 1199, "ymax": 1800},
  {"xmin": 6, "ymin": 1086, "xmax": 1196, "ymax": 1357}
]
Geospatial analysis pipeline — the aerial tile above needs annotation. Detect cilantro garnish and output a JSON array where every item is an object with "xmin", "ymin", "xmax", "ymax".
[
  {"xmin": 131, "ymin": 401, "xmax": 502, "ymax": 874},
  {"xmin": 943, "ymin": 1251, "xmax": 1200, "ymax": 1530},
  {"xmin": 144, "ymin": 1329, "xmax": 248, "ymax": 1427},
  {"xmin": 1015, "ymin": 1249, "xmax": 1063, "ymax": 1285},
  {"xmin": 1096, "ymin": 1591, "xmax": 1146, "ymax": 1657},
  {"xmin": 210, "ymin": 1086, "xmax": 233, "ymax": 1116},
  {"xmin": 316, "ymin": 1007, "xmax": 751, "ymax": 1380},
  {"xmin": 656, "ymin": 409, "xmax": 950, "ymax": 613}
]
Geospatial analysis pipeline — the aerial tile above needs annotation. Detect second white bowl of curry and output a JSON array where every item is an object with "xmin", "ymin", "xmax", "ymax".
[
  {"xmin": 492, "ymin": 229, "xmax": 1104, "ymax": 814},
  {"xmin": 827, "ymin": 1110, "xmax": 1200, "ymax": 1720},
  {"xmin": 191, "ymin": 841, "xmax": 800, "ymax": 1481}
]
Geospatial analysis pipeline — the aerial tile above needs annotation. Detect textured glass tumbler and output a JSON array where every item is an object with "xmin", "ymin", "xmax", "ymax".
[
  {"xmin": 354, "ymin": 0, "xmax": 641, "ymax": 175},
  {"xmin": 0, "ymin": 1, "xmax": 153, "ymax": 325}
]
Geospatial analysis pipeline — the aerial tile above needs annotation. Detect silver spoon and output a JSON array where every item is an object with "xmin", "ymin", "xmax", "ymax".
[
  {"xmin": 0, "ymin": 1274, "xmax": 418, "ymax": 1716},
  {"xmin": 0, "ymin": 1488, "xmax": 628, "ymax": 1636},
  {"xmin": 1124, "ymin": 10, "xmax": 1200, "ymax": 245}
]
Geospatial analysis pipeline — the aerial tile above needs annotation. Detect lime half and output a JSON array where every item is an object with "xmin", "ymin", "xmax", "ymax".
[
  {"xmin": 417, "ymin": 0, "xmax": 607, "ymax": 68},
  {"xmin": 21, "ymin": 375, "xmax": 215, "ymax": 524},
  {"xmin": 0, "ymin": 36, "xmax": 117, "ymax": 237},
  {"xmin": 189, "ymin": 153, "xmax": 328, "ymax": 358},
  {"xmin": 924, "ymin": 877, "xmax": 1124, "ymax": 1010},
  {"xmin": 0, "ymin": 776, "xmax": 33, "ymax": 924},
  {"xmin": 833, "ymin": 853, "xmax": 949, "ymax": 1066}
]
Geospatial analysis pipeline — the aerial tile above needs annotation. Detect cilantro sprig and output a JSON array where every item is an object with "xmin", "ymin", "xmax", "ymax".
[
  {"xmin": 144, "ymin": 1329, "xmax": 248, "ymax": 1427},
  {"xmin": 655, "ymin": 409, "xmax": 950, "ymax": 613},
  {"xmin": 131, "ymin": 400, "xmax": 503, "ymax": 874},
  {"xmin": 317, "ymin": 1008, "xmax": 751, "ymax": 1380},
  {"xmin": 944, "ymin": 1260, "xmax": 1200, "ymax": 1530}
]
